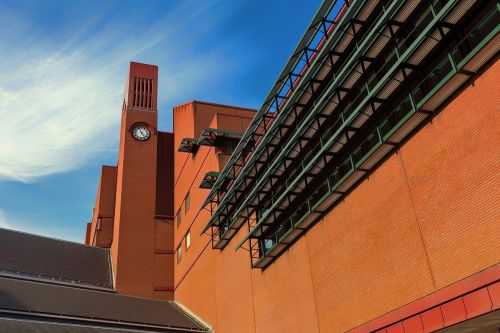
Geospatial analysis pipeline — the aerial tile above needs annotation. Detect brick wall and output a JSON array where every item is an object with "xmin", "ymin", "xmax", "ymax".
[{"xmin": 174, "ymin": 60, "xmax": 499, "ymax": 332}]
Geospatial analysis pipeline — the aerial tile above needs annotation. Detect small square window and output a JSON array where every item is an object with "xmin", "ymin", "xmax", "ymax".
[
  {"xmin": 176, "ymin": 208, "xmax": 182, "ymax": 228},
  {"xmin": 185, "ymin": 192, "xmax": 190, "ymax": 213},
  {"xmin": 185, "ymin": 230, "xmax": 191, "ymax": 250},
  {"xmin": 177, "ymin": 245, "xmax": 182, "ymax": 264}
]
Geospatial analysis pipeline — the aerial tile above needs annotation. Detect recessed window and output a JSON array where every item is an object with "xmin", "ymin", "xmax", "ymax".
[
  {"xmin": 259, "ymin": 238, "xmax": 275, "ymax": 257},
  {"xmin": 185, "ymin": 191, "xmax": 190, "ymax": 213},
  {"xmin": 218, "ymin": 138, "xmax": 239, "ymax": 155},
  {"xmin": 185, "ymin": 230, "xmax": 191, "ymax": 250},
  {"xmin": 177, "ymin": 245, "xmax": 182, "ymax": 264},
  {"xmin": 176, "ymin": 208, "xmax": 182, "ymax": 228}
]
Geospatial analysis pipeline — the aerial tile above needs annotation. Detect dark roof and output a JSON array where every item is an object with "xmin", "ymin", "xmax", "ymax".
[
  {"xmin": 0, "ymin": 277, "xmax": 210, "ymax": 332},
  {"xmin": 0, "ymin": 316, "xmax": 201, "ymax": 333},
  {"xmin": 0, "ymin": 228, "xmax": 112, "ymax": 289}
]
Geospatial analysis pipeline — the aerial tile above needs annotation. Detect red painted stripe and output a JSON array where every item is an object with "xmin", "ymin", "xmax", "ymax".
[{"xmin": 346, "ymin": 264, "xmax": 500, "ymax": 333}]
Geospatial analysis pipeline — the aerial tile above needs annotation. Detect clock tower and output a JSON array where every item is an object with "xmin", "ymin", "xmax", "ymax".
[{"xmin": 110, "ymin": 62, "xmax": 174, "ymax": 299}]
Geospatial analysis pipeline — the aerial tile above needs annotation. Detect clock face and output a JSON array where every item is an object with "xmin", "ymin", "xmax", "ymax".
[{"xmin": 132, "ymin": 124, "xmax": 151, "ymax": 141}]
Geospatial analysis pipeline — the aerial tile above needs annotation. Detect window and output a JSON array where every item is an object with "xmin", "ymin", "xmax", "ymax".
[
  {"xmin": 176, "ymin": 208, "xmax": 182, "ymax": 228},
  {"xmin": 185, "ymin": 192, "xmax": 190, "ymax": 213},
  {"xmin": 259, "ymin": 238, "xmax": 275, "ymax": 258},
  {"xmin": 185, "ymin": 230, "xmax": 191, "ymax": 250},
  {"xmin": 218, "ymin": 138, "xmax": 239, "ymax": 155},
  {"xmin": 177, "ymin": 245, "xmax": 182, "ymax": 264}
]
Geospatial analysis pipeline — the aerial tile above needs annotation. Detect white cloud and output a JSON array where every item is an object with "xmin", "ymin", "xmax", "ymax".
[
  {"xmin": 0, "ymin": 52, "xmax": 121, "ymax": 182},
  {"xmin": 0, "ymin": 0, "xmax": 232, "ymax": 183}
]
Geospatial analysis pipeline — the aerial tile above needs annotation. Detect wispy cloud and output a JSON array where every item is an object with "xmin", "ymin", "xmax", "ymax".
[{"xmin": 0, "ymin": 0, "xmax": 235, "ymax": 183}]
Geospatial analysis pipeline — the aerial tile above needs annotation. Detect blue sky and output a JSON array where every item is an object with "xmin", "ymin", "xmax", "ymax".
[{"xmin": 0, "ymin": 0, "xmax": 322, "ymax": 242}]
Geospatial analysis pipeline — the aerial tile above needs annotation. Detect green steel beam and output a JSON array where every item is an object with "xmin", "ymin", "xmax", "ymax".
[
  {"xmin": 208, "ymin": 0, "xmax": 420, "ymax": 240},
  {"xmin": 247, "ymin": 8, "xmax": 500, "ymax": 267},
  {"xmin": 236, "ymin": 0, "xmax": 466, "ymax": 251},
  {"xmin": 201, "ymin": 0, "xmax": 364, "ymax": 211},
  {"xmin": 201, "ymin": 0, "xmax": 403, "ymax": 235}
]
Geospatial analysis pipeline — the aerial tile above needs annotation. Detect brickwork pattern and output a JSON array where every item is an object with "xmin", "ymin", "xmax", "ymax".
[{"xmin": 174, "ymin": 61, "xmax": 499, "ymax": 332}]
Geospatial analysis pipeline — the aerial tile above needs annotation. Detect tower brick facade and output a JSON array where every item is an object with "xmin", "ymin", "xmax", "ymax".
[{"xmin": 86, "ymin": 62, "xmax": 175, "ymax": 299}]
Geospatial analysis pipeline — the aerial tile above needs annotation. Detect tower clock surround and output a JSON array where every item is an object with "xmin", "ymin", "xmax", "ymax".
[{"xmin": 130, "ymin": 122, "xmax": 152, "ymax": 141}]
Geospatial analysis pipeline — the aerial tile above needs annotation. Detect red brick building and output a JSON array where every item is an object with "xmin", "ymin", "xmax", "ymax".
[
  {"xmin": 85, "ymin": 63, "xmax": 176, "ymax": 299},
  {"xmin": 84, "ymin": 0, "xmax": 500, "ymax": 332}
]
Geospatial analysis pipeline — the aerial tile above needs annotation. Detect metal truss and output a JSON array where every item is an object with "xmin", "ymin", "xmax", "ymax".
[
  {"xmin": 239, "ymin": 2, "xmax": 500, "ymax": 268},
  {"xmin": 202, "ymin": 0, "xmax": 391, "ymax": 244},
  {"xmin": 201, "ymin": 0, "xmax": 357, "ymax": 218},
  {"xmin": 201, "ymin": 0, "xmax": 499, "ymax": 268}
]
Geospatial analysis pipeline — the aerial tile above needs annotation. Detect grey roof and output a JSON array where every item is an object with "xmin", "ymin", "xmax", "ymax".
[
  {"xmin": 0, "ymin": 227, "xmax": 112, "ymax": 289},
  {"xmin": 0, "ymin": 227, "xmax": 210, "ymax": 332},
  {"xmin": 0, "ymin": 277, "xmax": 210, "ymax": 332},
  {"xmin": 0, "ymin": 317, "xmax": 200, "ymax": 333}
]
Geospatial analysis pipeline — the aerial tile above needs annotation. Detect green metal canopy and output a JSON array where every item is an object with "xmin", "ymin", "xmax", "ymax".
[
  {"xmin": 197, "ymin": 128, "xmax": 244, "ymax": 146},
  {"xmin": 199, "ymin": 172, "xmax": 220, "ymax": 189},
  {"xmin": 178, "ymin": 138, "xmax": 199, "ymax": 153},
  {"xmin": 199, "ymin": 0, "xmax": 500, "ymax": 269}
]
